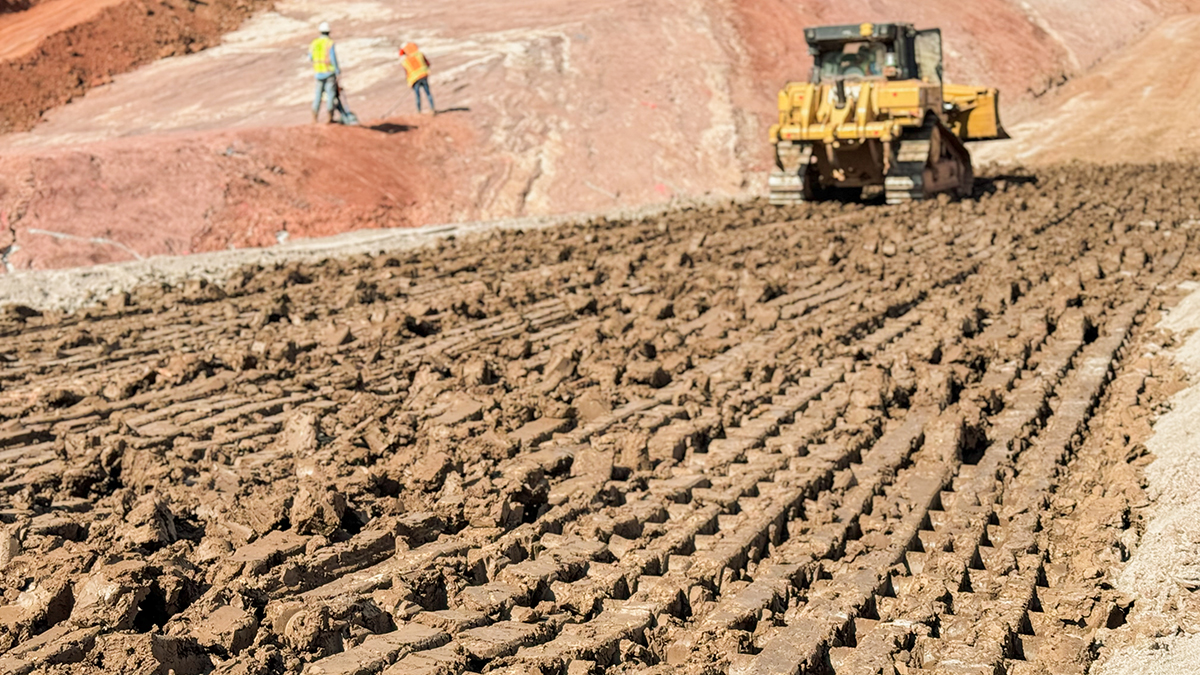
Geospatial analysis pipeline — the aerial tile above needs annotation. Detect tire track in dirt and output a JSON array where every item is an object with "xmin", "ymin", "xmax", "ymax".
[{"xmin": 0, "ymin": 164, "xmax": 1195, "ymax": 675}]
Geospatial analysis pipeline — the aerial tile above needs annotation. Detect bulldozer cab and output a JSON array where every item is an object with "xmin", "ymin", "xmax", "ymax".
[
  {"xmin": 815, "ymin": 43, "xmax": 888, "ymax": 80},
  {"xmin": 805, "ymin": 23, "xmax": 941, "ymax": 85}
]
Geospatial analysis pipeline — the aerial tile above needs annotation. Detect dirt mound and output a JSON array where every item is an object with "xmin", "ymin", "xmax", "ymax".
[
  {"xmin": 0, "ymin": 164, "xmax": 1195, "ymax": 674},
  {"xmin": 0, "ymin": 116, "xmax": 480, "ymax": 270},
  {"xmin": 0, "ymin": 0, "xmax": 272, "ymax": 134}
]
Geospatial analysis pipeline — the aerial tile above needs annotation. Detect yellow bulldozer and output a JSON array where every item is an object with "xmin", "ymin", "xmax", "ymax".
[{"xmin": 768, "ymin": 23, "xmax": 1008, "ymax": 204}]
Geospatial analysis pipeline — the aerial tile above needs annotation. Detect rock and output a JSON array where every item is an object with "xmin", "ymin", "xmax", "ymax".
[
  {"xmin": 411, "ymin": 451, "xmax": 454, "ymax": 491},
  {"xmin": 0, "ymin": 527, "xmax": 20, "ymax": 567},
  {"xmin": 192, "ymin": 604, "xmax": 258, "ymax": 655},
  {"xmin": 69, "ymin": 560, "xmax": 154, "ymax": 630},
  {"xmin": 281, "ymin": 410, "xmax": 319, "ymax": 456},
  {"xmin": 323, "ymin": 324, "xmax": 354, "ymax": 348},
  {"xmin": 575, "ymin": 391, "xmax": 612, "ymax": 423},
  {"xmin": 283, "ymin": 604, "xmax": 343, "ymax": 655},
  {"xmin": 625, "ymin": 362, "xmax": 671, "ymax": 388},
  {"xmin": 291, "ymin": 486, "xmax": 347, "ymax": 536},
  {"xmin": 91, "ymin": 633, "xmax": 212, "ymax": 675},
  {"xmin": 121, "ymin": 491, "xmax": 176, "ymax": 550}
]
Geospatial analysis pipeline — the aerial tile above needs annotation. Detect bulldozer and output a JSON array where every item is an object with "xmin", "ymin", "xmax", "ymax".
[{"xmin": 768, "ymin": 23, "xmax": 1008, "ymax": 205}]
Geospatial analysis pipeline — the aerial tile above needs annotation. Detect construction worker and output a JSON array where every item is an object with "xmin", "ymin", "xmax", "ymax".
[
  {"xmin": 401, "ymin": 42, "xmax": 435, "ymax": 114},
  {"xmin": 309, "ymin": 22, "xmax": 340, "ymax": 123}
]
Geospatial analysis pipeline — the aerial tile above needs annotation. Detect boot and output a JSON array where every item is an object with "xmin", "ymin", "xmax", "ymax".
[{"xmin": 312, "ymin": 110, "xmax": 319, "ymax": 124}]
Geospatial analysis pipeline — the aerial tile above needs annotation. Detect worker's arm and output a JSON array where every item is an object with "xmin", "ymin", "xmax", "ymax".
[
  {"xmin": 423, "ymin": 54, "xmax": 431, "ymax": 68},
  {"xmin": 330, "ymin": 44, "xmax": 341, "ymax": 75}
]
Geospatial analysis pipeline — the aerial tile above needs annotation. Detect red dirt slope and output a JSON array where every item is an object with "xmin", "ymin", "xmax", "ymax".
[
  {"xmin": 0, "ymin": 117, "xmax": 476, "ymax": 270},
  {"xmin": 976, "ymin": 13, "xmax": 1200, "ymax": 165},
  {"xmin": 3, "ymin": 0, "xmax": 1200, "ymax": 273}
]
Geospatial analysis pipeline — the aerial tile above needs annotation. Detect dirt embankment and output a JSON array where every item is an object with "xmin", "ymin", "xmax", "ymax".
[
  {"xmin": 1, "ymin": 0, "xmax": 41, "ymax": 14},
  {"xmin": 0, "ymin": 117, "xmax": 478, "ymax": 270},
  {"xmin": 0, "ymin": 0, "xmax": 272, "ymax": 134},
  {"xmin": 976, "ymin": 12, "xmax": 1200, "ymax": 165},
  {"xmin": 3, "ymin": 0, "xmax": 1200, "ymax": 274},
  {"xmin": 0, "ymin": 0, "xmax": 763, "ymax": 272}
]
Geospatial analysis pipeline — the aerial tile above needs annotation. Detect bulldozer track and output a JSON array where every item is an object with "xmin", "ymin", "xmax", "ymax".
[
  {"xmin": 0, "ymin": 164, "xmax": 1194, "ymax": 675},
  {"xmin": 884, "ymin": 118, "xmax": 973, "ymax": 206}
]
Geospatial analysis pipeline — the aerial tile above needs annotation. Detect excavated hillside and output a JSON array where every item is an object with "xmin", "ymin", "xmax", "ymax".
[
  {"xmin": 2, "ymin": 0, "xmax": 1200, "ymax": 272},
  {"xmin": 976, "ymin": 12, "xmax": 1200, "ymax": 165}
]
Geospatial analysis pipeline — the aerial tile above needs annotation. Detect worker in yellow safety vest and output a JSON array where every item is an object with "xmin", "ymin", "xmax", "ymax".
[
  {"xmin": 309, "ymin": 22, "xmax": 341, "ymax": 123},
  {"xmin": 400, "ymin": 42, "xmax": 435, "ymax": 114}
]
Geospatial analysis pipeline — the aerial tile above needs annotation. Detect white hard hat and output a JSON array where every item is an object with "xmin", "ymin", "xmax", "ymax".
[{"xmin": 318, "ymin": 21, "xmax": 330, "ymax": 34}]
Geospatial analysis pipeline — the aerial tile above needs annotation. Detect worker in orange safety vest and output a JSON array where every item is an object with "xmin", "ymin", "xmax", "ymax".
[
  {"xmin": 309, "ymin": 22, "xmax": 341, "ymax": 123},
  {"xmin": 401, "ymin": 42, "xmax": 435, "ymax": 114}
]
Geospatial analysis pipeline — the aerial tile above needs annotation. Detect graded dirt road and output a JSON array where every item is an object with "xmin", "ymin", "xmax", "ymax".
[{"xmin": 0, "ymin": 165, "xmax": 1197, "ymax": 675}]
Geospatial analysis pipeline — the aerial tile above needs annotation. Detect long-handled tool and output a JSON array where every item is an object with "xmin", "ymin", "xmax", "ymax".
[{"xmin": 333, "ymin": 83, "xmax": 360, "ymax": 126}]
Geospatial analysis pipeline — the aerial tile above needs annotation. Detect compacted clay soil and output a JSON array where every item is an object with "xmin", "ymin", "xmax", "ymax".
[{"xmin": 0, "ymin": 164, "xmax": 1197, "ymax": 675}]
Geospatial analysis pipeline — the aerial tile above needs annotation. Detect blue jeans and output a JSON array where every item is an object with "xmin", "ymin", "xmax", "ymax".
[
  {"xmin": 413, "ymin": 78, "xmax": 435, "ymax": 112},
  {"xmin": 313, "ymin": 75, "xmax": 337, "ymax": 112}
]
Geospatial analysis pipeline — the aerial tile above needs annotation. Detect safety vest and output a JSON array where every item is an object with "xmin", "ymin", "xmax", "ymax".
[
  {"xmin": 311, "ymin": 37, "xmax": 334, "ymax": 75},
  {"xmin": 403, "ymin": 52, "xmax": 429, "ymax": 86}
]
